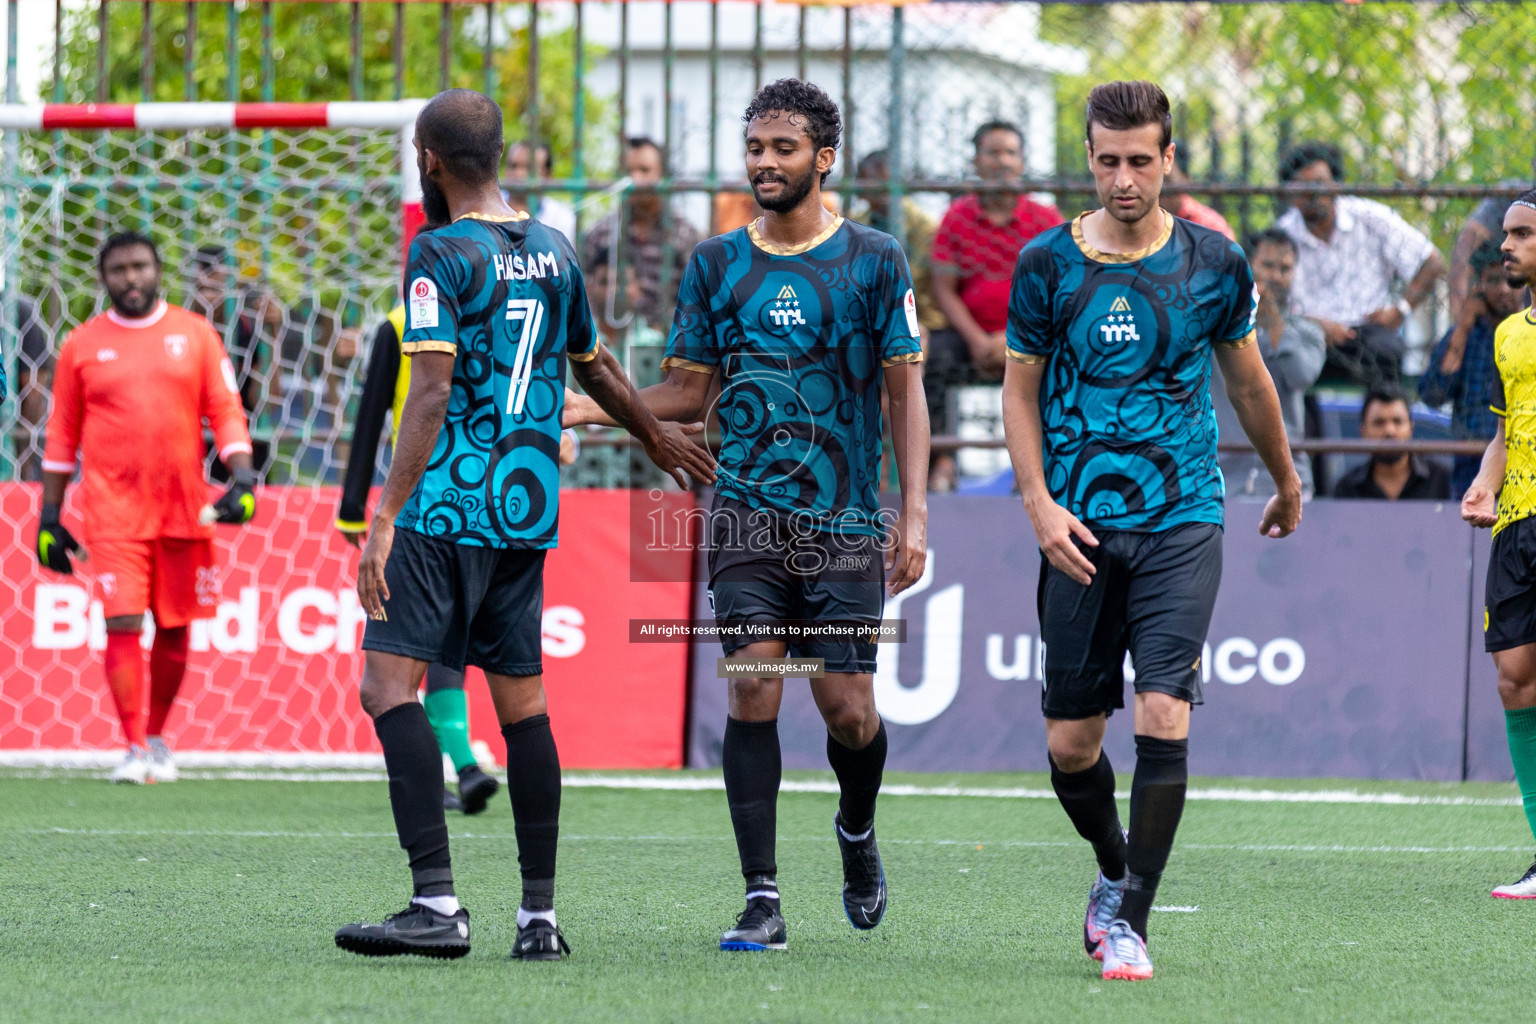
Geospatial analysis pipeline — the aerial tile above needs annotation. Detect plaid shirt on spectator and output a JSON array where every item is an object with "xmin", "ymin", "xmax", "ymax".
[
  {"xmin": 1277, "ymin": 196, "xmax": 1437, "ymax": 324},
  {"xmin": 932, "ymin": 194, "xmax": 1061, "ymax": 333},
  {"xmin": 582, "ymin": 209, "xmax": 703, "ymax": 332},
  {"xmin": 1418, "ymin": 314, "xmax": 1500, "ymax": 495}
]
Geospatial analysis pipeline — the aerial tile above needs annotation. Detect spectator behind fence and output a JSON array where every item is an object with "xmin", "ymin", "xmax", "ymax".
[
  {"xmin": 850, "ymin": 148, "xmax": 946, "ymax": 347},
  {"xmin": 585, "ymin": 243, "xmax": 666, "ymax": 376},
  {"xmin": 1211, "ymin": 228, "xmax": 1325, "ymax": 499},
  {"xmin": 930, "ymin": 120, "xmax": 1061, "ymax": 488},
  {"xmin": 503, "ymin": 140, "xmax": 575, "ymax": 243},
  {"xmin": 1448, "ymin": 156, "xmax": 1535, "ymax": 318},
  {"xmin": 577, "ymin": 245, "xmax": 674, "ymax": 491},
  {"xmin": 1418, "ymin": 240, "xmax": 1526, "ymax": 497},
  {"xmin": 10, "ymin": 294, "xmax": 51, "ymax": 479},
  {"xmin": 582, "ymin": 136, "xmax": 702, "ymax": 332},
  {"xmin": 1161, "ymin": 162, "xmax": 1234, "ymax": 240},
  {"xmin": 1277, "ymin": 141, "xmax": 1445, "ymax": 386},
  {"xmin": 1331, "ymin": 385, "xmax": 1451, "ymax": 500},
  {"xmin": 190, "ymin": 245, "xmax": 266, "ymax": 416}
]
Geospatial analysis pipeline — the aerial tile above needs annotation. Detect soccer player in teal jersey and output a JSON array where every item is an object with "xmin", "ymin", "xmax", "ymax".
[
  {"xmin": 334, "ymin": 89, "xmax": 713, "ymax": 962},
  {"xmin": 1001, "ymin": 81, "xmax": 1301, "ymax": 981},
  {"xmin": 566, "ymin": 79, "xmax": 930, "ymax": 951}
]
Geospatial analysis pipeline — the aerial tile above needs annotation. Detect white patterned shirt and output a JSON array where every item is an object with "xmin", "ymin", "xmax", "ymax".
[{"xmin": 1278, "ymin": 196, "xmax": 1437, "ymax": 324}]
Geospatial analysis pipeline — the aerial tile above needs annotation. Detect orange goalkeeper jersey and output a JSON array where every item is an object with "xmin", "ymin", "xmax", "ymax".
[{"xmin": 43, "ymin": 301, "xmax": 253, "ymax": 542}]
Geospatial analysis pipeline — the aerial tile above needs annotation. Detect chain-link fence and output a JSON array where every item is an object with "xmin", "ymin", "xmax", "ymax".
[{"xmin": 3, "ymin": 1, "xmax": 1531, "ymax": 487}]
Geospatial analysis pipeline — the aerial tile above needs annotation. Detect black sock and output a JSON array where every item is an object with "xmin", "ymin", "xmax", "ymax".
[
  {"xmin": 1120, "ymin": 735, "xmax": 1189, "ymax": 940},
  {"xmin": 502, "ymin": 714, "xmax": 562, "ymax": 912},
  {"xmin": 723, "ymin": 716, "xmax": 781, "ymax": 882},
  {"xmin": 1049, "ymin": 751, "xmax": 1127, "ymax": 880},
  {"xmin": 373, "ymin": 702, "xmax": 454, "ymax": 897},
  {"xmin": 746, "ymin": 874, "xmax": 780, "ymax": 909},
  {"xmin": 827, "ymin": 718, "xmax": 887, "ymax": 836}
]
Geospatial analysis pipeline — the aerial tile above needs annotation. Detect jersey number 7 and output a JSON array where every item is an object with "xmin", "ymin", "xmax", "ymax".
[{"xmin": 505, "ymin": 298, "xmax": 547, "ymax": 417}]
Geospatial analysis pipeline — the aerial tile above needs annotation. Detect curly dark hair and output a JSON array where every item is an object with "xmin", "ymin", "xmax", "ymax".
[
  {"xmin": 1279, "ymin": 141, "xmax": 1344, "ymax": 184},
  {"xmin": 742, "ymin": 78, "xmax": 842, "ymax": 185}
]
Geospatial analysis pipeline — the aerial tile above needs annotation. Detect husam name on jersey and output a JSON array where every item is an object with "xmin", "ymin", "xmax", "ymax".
[{"xmin": 493, "ymin": 251, "xmax": 562, "ymax": 282}]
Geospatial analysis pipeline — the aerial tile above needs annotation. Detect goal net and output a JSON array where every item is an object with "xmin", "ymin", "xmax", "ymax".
[{"xmin": 0, "ymin": 102, "xmax": 425, "ymax": 765}]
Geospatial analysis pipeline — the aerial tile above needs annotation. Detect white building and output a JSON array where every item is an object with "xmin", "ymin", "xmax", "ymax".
[{"xmin": 575, "ymin": 2, "xmax": 1085, "ymax": 183}]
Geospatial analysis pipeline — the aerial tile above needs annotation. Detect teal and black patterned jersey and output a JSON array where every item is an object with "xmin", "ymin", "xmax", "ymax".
[
  {"xmin": 663, "ymin": 217, "xmax": 923, "ymax": 535},
  {"xmin": 1006, "ymin": 212, "xmax": 1258, "ymax": 532},
  {"xmin": 397, "ymin": 213, "xmax": 598, "ymax": 548}
]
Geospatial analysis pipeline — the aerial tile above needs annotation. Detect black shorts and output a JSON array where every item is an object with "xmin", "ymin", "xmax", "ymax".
[
  {"xmin": 1486, "ymin": 516, "xmax": 1536, "ymax": 653},
  {"xmin": 706, "ymin": 497, "xmax": 885, "ymax": 675},
  {"xmin": 1037, "ymin": 522, "xmax": 1222, "ymax": 720},
  {"xmin": 362, "ymin": 527, "xmax": 545, "ymax": 676}
]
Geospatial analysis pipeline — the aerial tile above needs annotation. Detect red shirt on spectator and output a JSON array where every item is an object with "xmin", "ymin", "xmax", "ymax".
[
  {"xmin": 932, "ymin": 194, "xmax": 1062, "ymax": 333},
  {"xmin": 1172, "ymin": 195, "xmax": 1235, "ymax": 241}
]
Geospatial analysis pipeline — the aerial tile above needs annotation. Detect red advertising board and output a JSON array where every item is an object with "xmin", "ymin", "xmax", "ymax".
[{"xmin": 0, "ymin": 485, "xmax": 692, "ymax": 768}]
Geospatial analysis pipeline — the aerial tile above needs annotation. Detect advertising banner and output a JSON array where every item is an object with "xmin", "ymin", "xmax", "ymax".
[
  {"xmin": 1, "ymin": 485, "xmax": 692, "ymax": 769},
  {"xmin": 689, "ymin": 496, "xmax": 1487, "ymax": 781}
]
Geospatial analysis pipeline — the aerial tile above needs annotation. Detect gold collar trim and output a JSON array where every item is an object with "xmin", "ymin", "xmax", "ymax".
[
  {"xmin": 1071, "ymin": 209, "xmax": 1174, "ymax": 264},
  {"xmin": 453, "ymin": 210, "xmax": 530, "ymax": 224},
  {"xmin": 748, "ymin": 215, "xmax": 844, "ymax": 256}
]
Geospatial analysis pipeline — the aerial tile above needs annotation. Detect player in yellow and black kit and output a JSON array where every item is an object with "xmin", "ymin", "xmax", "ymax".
[
  {"xmin": 337, "ymin": 304, "xmax": 502, "ymax": 814},
  {"xmin": 1463, "ymin": 188, "xmax": 1536, "ymax": 898}
]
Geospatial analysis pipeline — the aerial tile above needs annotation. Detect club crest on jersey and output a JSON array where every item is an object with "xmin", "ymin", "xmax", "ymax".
[
  {"xmin": 163, "ymin": 334, "xmax": 188, "ymax": 360},
  {"xmin": 769, "ymin": 284, "xmax": 807, "ymax": 328},
  {"xmin": 1100, "ymin": 296, "xmax": 1140, "ymax": 344}
]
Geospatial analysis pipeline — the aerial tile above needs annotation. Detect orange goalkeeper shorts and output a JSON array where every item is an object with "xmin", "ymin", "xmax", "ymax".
[{"xmin": 89, "ymin": 537, "xmax": 219, "ymax": 627}]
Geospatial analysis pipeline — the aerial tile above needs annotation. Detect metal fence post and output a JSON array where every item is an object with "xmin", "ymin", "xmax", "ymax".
[{"xmin": 886, "ymin": 4, "xmax": 904, "ymax": 248}]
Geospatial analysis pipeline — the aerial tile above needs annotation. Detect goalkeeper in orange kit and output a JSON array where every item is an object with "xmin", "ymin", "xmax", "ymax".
[{"xmin": 37, "ymin": 232, "xmax": 257, "ymax": 784}]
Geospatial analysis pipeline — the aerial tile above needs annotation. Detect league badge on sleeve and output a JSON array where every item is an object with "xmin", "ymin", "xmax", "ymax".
[
  {"xmin": 903, "ymin": 289, "xmax": 919, "ymax": 338},
  {"xmin": 409, "ymin": 277, "xmax": 439, "ymax": 330}
]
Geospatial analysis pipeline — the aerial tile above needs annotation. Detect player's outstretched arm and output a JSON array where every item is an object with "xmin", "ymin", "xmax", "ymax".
[
  {"xmin": 883, "ymin": 361, "xmax": 929, "ymax": 597},
  {"xmin": 570, "ymin": 345, "xmax": 716, "ymax": 488},
  {"xmin": 336, "ymin": 319, "xmax": 401, "ymax": 546},
  {"xmin": 1213, "ymin": 342, "xmax": 1303, "ymax": 539},
  {"xmin": 1462, "ymin": 418, "xmax": 1505, "ymax": 529},
  {"xmin": 564, "ymin": 362, "xmax": 715, "ymax": 430},
  {"xmin": 1001, "ymin": 358, "xmax": 1098, "ymax": 585},
  {"xmin": 357, "ymin": 350, "xmax": 454, "ymax": 620}
]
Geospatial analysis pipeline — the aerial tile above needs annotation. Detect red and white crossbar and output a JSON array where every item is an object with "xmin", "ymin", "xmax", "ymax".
[{"xmin": 0, "ymin": 100, "xmax": 426, "ymax": 131}]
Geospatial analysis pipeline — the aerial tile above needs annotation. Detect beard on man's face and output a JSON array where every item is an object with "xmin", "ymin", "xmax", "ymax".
[
  {"xmin": 753, "ymin": 164, "xmax": 818, "ymax": 214},
  {"xmin": 421, "ymin": 172, "xmax": 451, "ymax": 226},
  {"xmin": 107, "ymin": 279, "xmax": 158, "ymax": 318}
]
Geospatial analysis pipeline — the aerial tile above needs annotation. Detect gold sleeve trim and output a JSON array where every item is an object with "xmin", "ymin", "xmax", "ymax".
[
  {"xmin": 880, "ymin": 352, "xmax": 925, "ymax": 367},
  {"xmin": 567, "ymin": 344, "xmax": 600, "ymax": 363},
  {"xmin": 1006, "ymin": 349, "xmax": 1048, "ymax": 364},
  {"xmin": 401, "ymin": 340, "xmax": 457, "ymax": 355},
  {"xmin": 1492, "ymin": 405, "xmax": 1507, "ymax": 417},
  {"xmin": 1217, "ymin": 330, "xmax": 1257, "ymax": 350},
  {"xmin": 661, "ymin": 356, "xmax": 717, "ymax": 375}
]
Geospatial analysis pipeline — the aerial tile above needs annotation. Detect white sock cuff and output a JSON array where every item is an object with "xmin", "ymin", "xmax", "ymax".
[
  {"xmin": 837, "ymin": 822, "xmax": 873, "ymax": 843},
  {"xmin": 412, "ymin": 894, "xmax": 461, "ymax": 916},
  {"xmin": 516, "ymin": 906, "xmax": 556, "ymax": 928}
]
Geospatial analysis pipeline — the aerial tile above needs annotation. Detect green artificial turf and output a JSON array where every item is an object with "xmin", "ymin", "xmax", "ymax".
[{"xmin": 0, "ymin": 768, "xmax": 1531, "ymax": 1023}]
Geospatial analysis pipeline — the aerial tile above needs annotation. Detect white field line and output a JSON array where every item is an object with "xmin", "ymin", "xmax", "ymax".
[
  {"xmin": 0, "ymin": 756, "xmax": 1519, "ymax": 807},
  {"xmin": 9, "ymin": 827, "xmax": 1531, "ymax": 856}
]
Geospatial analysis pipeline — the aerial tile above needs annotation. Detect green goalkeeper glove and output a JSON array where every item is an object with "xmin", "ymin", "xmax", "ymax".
[
  {"xmin": 36, "ymin": 504, "xmax": 82, "ymax": 575},
  {"xmin": 212, "ymin": 466, "xmax": 260, "ymax": 525}
]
